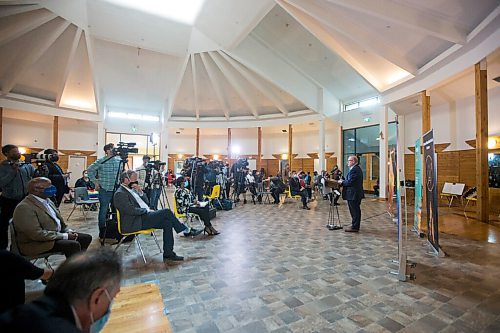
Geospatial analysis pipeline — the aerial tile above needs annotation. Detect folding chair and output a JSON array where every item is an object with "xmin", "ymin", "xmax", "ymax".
[
  {"xmin": 256, "ymin": 182, "xmax": 272, "ymax": 204},
  {"xmin": 9, "ymin": 219, "xmax": 63, "ymax": 269},
  {"xmin": 67, "ymin": 187, "xmax": 99, "ymax": 223},
  {"xmin": 204, "ymin": 184, "xmax": 222, "ymax": 209},
  {"xmin": 173, "ymin": 197, "xmax": 204, "ymax": 229},
  {"xmin": 114, "ymin": 210, "xmax": 162, "ymax": 264}
]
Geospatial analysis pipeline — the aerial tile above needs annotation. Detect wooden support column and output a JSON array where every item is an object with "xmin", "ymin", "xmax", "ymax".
[
  {"xmin": 0, "ymin": 107, "xmax": 3, "ymax": 148},
  {"xmin": 53, "ymin": 116, "xmax": 59, "ymax": 150},
  {"xmin": 227, "ymin": 128, "xmax": 232, "ymax": 167},
  {"xmin": 257, "ymin": 127, "xmax": 262, "ymax": 170},
  {"xmin": 475, "ymin": 61, "xmax": 489, "ymax": 222},
  {"xmin": 195, "ymin": 128, "xmax": 200, "ymax": 157},
  {"xmin": 421, "ymin": 91, "xmax": 430, "ymax": 208},
  {"xmin": 288, "ymin": 124, "xmax": 293, "ymax": 171}
]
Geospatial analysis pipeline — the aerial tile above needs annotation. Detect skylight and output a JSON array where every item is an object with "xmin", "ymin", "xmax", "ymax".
[{"xmin": 104, "ymin": 0, "xmax": 205, "ymax": 25}]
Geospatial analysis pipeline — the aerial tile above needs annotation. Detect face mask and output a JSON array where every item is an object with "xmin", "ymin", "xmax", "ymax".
[
  {"xmin": 50, "ymin": 155, "xmax": 59, "ymax": 162},
  {"xmin": 184, "ymin": 181, "xmax": 189, "ymax": 187},
  {"xmin": 90, "ymin": 290, "xmax": 113, "ymax": 333},
  {"xmin": 84, "ymin": 173, "xmax": 89, "ymax": 178},
  {"xmin": 12, "ymin": 153, "xmax": 21, "ymax": 161},
  {"xmin": 128, "ymin": 181, "xmax": 138, "ymax": 188},
  {"xmin": 40, "ymin": 185, "xmax": 57, "ymax": 198}
]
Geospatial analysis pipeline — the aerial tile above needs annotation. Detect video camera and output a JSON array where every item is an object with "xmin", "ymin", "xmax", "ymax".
[
  {"xmin": 234, "ymin": 158, "xmax": 249, "ymax": 170},
  {"xmin": 146, "ymin": 160, "xmax": 166, "ymax": 171},
  {"xmin": 207, "ymin": 160, "xmax": 224, "ymax": 174},
  {"xmin": 112, "ymin": 142, "xmax": 138, "ymax": 159},
  {"xmin": 182, "ymin": 157, "xmax": 205, "ymax": 177}
]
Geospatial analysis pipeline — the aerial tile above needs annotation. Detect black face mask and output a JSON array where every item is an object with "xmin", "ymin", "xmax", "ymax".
[
  {"xmin": 11, "ymin": 153, "xmax": 21, "ymax": 161},
  {"xmin": 50, "ymin": 155, "xmax": 59, "ymax": 162},
  {"xmin": 128, "ymin": 181, "xmax": 138, "ymax": 188}
]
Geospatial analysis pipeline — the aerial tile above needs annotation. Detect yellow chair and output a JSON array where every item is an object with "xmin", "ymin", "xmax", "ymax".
[
  {"xmin": 114, "ymin": 210, "xmax": 162, "ymax": 264},
  {"xmin": 204, "ymin": 184, "xmax": 222, "ymax": 208},
  {"xmin": 173, "ymin": 196, "xmax": 203, "ymax": 229}
]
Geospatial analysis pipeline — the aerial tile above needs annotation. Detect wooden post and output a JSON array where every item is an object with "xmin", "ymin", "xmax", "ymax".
[
  {"xmin": 227, "ymin": 128, "xmax": 232, "ymax": 167},
  {"xmin": 288, "ymin": 124, "xmax": 293, "ymax": 171},
  {"xmin": 0, "ymin": 107, "xmax": 3, "ymax": 148},
  {"xmin": 257, "ymin": 127, "xmax": 262, "ymax": 170},
  {"xmin": 475, "ymin": 61, "xmax": 489, "ymax": 222},
  {"xmin": 421, "ymin": 91, "xmax": 430, "ymax": 208},
  {"xmin": 196, "ymin": 128, "xmax": 200, "ymax": 157},
  {"xmin": 53, "ymin": 116, "xmax": 59, "ymax": 150}
]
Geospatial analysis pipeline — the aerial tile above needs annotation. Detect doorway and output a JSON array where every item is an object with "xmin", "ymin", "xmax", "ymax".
[{"xmin": 67, "ymin": 155, "xmax": 87, "ymax": 187}]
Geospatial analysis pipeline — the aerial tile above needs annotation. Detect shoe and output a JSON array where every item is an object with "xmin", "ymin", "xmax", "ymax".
[
  {"xmin": 163, "ymin": 253, "xmax": 184, "ymax": 261},
  {"xmin": 244, "ymin": 199, "xmax": 247, "ymax": 204},
  {"xmin": 334, "ymin": 203, "xmax": 340, "ymax": 206},
  {"xmin": 302, "ymin": 206, "xmax": 310, "ymax": 210},
  {"xmin": 345, "ymin": 227, "xmax": 359, "ymax": 233},
  {"xmin": 209, "ymin": 226, "xmax": 220, "ymax": 235}
]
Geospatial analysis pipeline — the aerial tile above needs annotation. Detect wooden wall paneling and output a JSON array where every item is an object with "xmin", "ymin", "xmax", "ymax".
[
  {"xmin": 267, "ymin": 159, "xmax": 279, "ymax": 177},
  {"xmin": 59, "ymin": 155, "xmax": 69, "ymax": 172},
  {"xmin": 168, "ymin": 157, "xmax": 174, "ymax": 173},
  {"xmin": 404, "ymin": 154, "xmax": 415, "ymax": 181},
  {"xmin": 87, "ymin": 156, "xmax": 97, "ymax": 167},
  {"xmin": 302, "ymin": 158, "xmax": 314, "ymax": 174},
  {"xmin": 326, "ymin": 157, "xmax": 338, "ymax": 173},
  {"xmin": 459, "ymin": 150, "xmax": 476, "ymax": 187},
  {"xmin": 437, "ymin": 151, "xmax": 460, "ymax": 205}
]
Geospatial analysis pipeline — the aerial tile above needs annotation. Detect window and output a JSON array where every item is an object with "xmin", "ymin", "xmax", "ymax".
[{"xmin": 343, "ymin": 96, "xmax": 380, "ymax": 112}]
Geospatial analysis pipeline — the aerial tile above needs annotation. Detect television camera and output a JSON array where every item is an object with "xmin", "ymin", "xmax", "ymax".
[
  {"xmin": 21, "ymin": 152, "xmax": 58, "ymax": 177},
  {"xmin": 112, "ymin": 142, "xmax": 138, "ymax": 160}
]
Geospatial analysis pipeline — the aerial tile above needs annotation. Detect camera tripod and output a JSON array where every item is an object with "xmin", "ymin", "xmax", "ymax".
[{"xmin": 326, "ymin": 191, "xmax": 343, "ymax": 230}]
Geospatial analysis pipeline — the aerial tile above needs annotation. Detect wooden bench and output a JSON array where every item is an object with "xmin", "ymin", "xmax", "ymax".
[
  {"xmin": 102, "ymin": 283, "xmax": 172, "ymax": 333},
  {"xmin": 440, "ymin": 182, "xmax": 465, "ymax": 207}
]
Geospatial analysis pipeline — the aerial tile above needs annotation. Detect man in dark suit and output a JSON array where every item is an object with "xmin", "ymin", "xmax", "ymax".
[
  {"xmin": 113, "ymin": 170, "xmax": 201, "ymax": 261},
  {"xmin": 289, "ymin": 170, "xmax": 310, "ymax": 209},
  {"xmin": 0, "ymin": 248, "xmax": 121, "ymax": 333},
  {"xmin": 339, "ymin": 156, "xmax": 365, "ymax": 232},
  {"xmin": 42, "ymin": 149, "xmax": 70, "ymax": 207}
]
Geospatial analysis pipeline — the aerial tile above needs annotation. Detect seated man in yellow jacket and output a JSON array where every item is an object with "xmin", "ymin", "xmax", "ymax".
[{"xmin": 12, "ymin": 177, "xmax": 92, "ymax": 258}]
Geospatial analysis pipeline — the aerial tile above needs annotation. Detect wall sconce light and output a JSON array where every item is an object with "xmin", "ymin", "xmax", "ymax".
[
  {"xmin": 213, "ymin": 154, "xmax": 219, "ymax": 160},
  {"xmin": 177, "ymin": 153, "xmax": 183, "ymax": 159},
  {"xmin": 488, "ymin": 138, "xmax": 497, "ymax": 149},
  {"xmin": 281, "ymin": 153, "xmax": 288, "ymax": 160}
]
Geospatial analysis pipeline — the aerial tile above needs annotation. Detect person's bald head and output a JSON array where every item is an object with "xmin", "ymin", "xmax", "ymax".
[{"xmin": 28, "ymin": 177, "xmax": 52, "ymax": 195}]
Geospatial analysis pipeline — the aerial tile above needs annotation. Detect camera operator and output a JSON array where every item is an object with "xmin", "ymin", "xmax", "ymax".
[
  {"xmin": 87, "ymin": 143, "xmax": 122, "ymax": 239},
  {"xmin": 192, "ymin": 161, "xmax": 207, "ymax": 202},
  {"xmin": 42, "ymin": 149, "xmax": 70, "ymax": 207},
  {"xmin": 205, "ymin": 162, "xmax": 217, "ymax": 196},
  {"xmin": 245, "ymin": 169, "xmax": 258, "ymax": 204},
  {"xmin": 0, "ymin": 145, "xmax": 35, "ymax": 249},
  {"xmin": 136, "ymin": 155, "xmax": 162, "ymax": 210},
  {"xmin": 231, "ymin": 158, "xmax": 248, "ymax": 203}
]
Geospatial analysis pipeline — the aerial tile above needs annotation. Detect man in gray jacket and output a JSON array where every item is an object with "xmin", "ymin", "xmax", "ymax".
[
  {"xmin": 113, "ymin": 170, "xmax": 201, "ymax": 261},
  {"xmin": 0, "ymin": 145, "xmax": 35, "ymax": 249}
]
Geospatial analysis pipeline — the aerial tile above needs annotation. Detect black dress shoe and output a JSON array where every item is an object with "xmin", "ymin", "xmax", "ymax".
[
  {"xmin": 163, "ymin": 253, "xmax": 184, "ymax": 261},
  {"xmin": 302, "ymin": 206, "xmax": 310, "ymax": 210},
  {"xmin": 344, "ymin": 227, "xmax": 359, "ymax": 232}
]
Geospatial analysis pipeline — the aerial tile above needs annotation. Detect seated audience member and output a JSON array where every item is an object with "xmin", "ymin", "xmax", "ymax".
[
  {"xmin": 74, "ymin": 170, "xmax": 97, "ymax": 210},
  {"xmin": 373, "ymin": 178, "xmax": 380, "ymax": 196},
  {"xmin": 289, "ymin": 171, "xmax": 310, "ymax": 210},
  {"xmin": 75, "ymin": 170, "xmax": 95, "ymax": 190},
  {"xmin": 12, "ymin": 178, "xmax": 92, "ymax": 258},
  {"xmin": 269, "ymin": 174, "xmax": 286, "ymax": 204},
  {"xmin": 0, "ymin": 250, "xmax": 54, "ymax": 313},
  {"xmin": 113, "ymin": 170, "xmax": 201, "ymax": 261},
  {"xmin": 0, "ymin": 248, "xmax": 121, "ymax": 333},
  {"xmin": 174, "ymin": 177, "xmax": 219, "ymax": 236}
]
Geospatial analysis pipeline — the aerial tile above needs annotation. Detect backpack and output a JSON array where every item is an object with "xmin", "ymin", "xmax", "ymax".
[{"xmin": 221, "ymin": 199, "xmax": 233, "ymax": 210}]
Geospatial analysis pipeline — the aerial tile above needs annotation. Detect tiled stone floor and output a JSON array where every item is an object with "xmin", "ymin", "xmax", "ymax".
[{"xmin": 26, "ymin": 192, "xmax": 500, "ymax": 332}]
